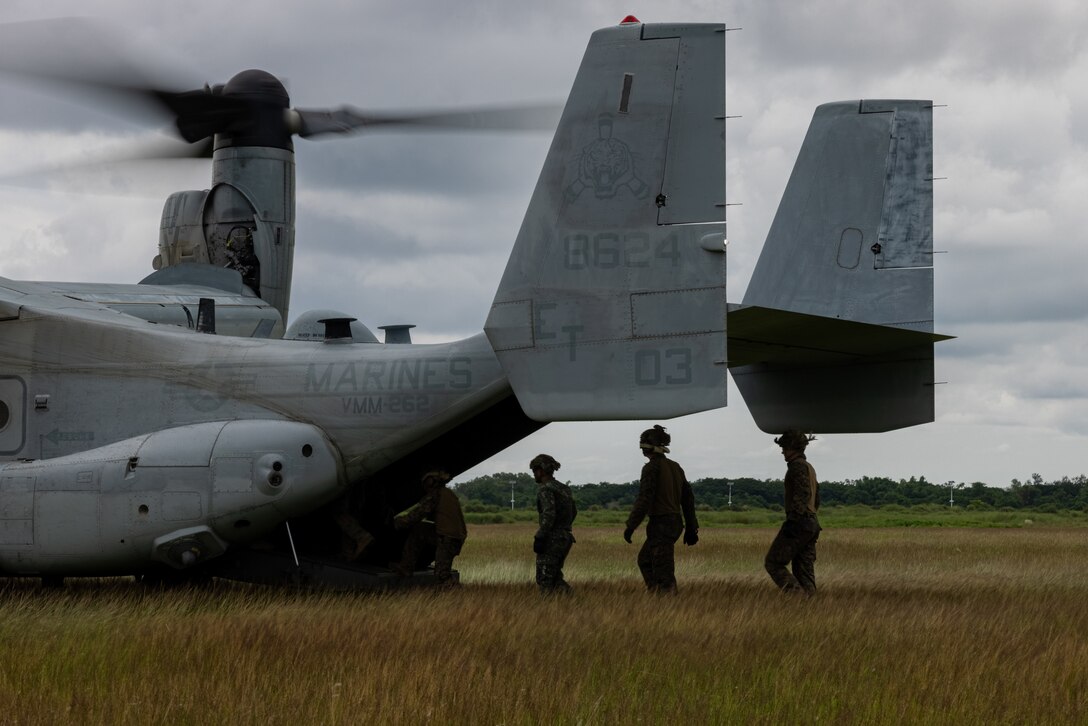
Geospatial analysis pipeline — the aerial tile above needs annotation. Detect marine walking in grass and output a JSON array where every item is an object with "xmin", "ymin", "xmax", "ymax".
[
  {"xmin": 531, "ymin": 454, "xmax": 577, "ymax": 594},
  {"xmin": 623, "ymin": 425, "xmax": 699, "ymax": 594},
  {"xmin": 393, "ymin": 470, "xmax": 467, "ymax": 585},
  {"xmin": 764, "ymin": 430, "xmax": 821, "ymax": 596}
]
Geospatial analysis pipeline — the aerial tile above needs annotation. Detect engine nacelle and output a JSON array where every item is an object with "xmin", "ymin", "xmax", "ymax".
[
  {"xmin": 154, "ymin": 150, "xmax": 296, "ymax": 325},
  {"xmin": 157, "ymin": 190, "xmax": 211, "ymax": 269},
  {"xmin": 0, "ymin": 420, "xmax": 343, "ymax": 576},
  {"xmin": 153, "ymin": 72, "xmax": 298, "ymax": 327}
]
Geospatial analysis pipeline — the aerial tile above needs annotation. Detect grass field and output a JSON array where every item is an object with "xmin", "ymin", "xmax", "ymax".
[
  {"xmin": 2, "ymin": 524, "xmax": 1087, "ymax": 724},
  {"xmin": 467, "ymin": 504, "xmax": 1088, "ymax": 528}
]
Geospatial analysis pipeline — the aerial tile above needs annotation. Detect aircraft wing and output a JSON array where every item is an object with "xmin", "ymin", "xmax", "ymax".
[
  {"xmin": 0, "ymin": 277, "xmax": 281, "ymax": 337},
  {"xmin": 727, "ymin": 305, "xmax": 953, "ymax": 433},
  {"xmin": 0, "ymin": 277, "xmax": 153, "ymax": 328}
]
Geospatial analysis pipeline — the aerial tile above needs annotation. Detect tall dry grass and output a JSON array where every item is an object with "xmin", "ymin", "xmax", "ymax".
[{"xmin": 2, "ymin": 525, "xmax": 1086, "ymax": 724}]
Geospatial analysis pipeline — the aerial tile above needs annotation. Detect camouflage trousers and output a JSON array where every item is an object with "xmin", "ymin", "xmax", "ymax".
[
  {"xmin": 399, "ymin": 525, "xmax": 464, "ymax": 584},
  {"xmin": 536, "ymin": 530, "xmax": 574, "ymax": 594},
  {"xmin": 764, "ymin": 516, "xmax": 821, "ymax": 596},
  {"xmin": 638, "ymin": 514, "xmax": 684, "ymax": 593},
  {"xmin": 432, "ymin": 536, "xmax": 464, "ymax": 583}
]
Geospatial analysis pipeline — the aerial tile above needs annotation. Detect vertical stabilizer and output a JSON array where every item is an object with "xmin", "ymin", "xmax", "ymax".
[
  {"xmin": 484, "ymin": 21, "xmax": 727, "ymax": 421},
  {"xmin": 742, "ymin": 100, "xmax": 934, "ymax": 331}
]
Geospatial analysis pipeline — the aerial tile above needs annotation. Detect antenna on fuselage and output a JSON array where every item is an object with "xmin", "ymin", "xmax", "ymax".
[
  {"xmin": 378, "ymin": 324, "xmax": 415, "ymax": 344},
  {"xmin": 319, "ymin": 317, "xmax": 357, "ymax": 342}
]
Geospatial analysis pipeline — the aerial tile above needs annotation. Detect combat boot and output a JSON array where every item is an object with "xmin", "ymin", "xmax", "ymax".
[
  {"xmin": 389, "ymin": 561, "xmax": 413, "ymax": 578},
  {"xmin": 341, "ymin": 530, "xmax": 375, "ymax": 562}
]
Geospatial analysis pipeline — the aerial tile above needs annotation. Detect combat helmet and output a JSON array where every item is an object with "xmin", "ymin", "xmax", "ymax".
[
  {"xmin": 639, "ymin": 425, "xmax": 671, "ymax": 454},
  {"xmin": 774, "ymin": 430, "xmax": 816, "ymax": 451},
  {"xmin": 529, "ymin": 454, "xmax": 561, "ymax": 475},
  {"xmin": 421, "ymin": 470, "xmax": 451, "ymax": 488}
]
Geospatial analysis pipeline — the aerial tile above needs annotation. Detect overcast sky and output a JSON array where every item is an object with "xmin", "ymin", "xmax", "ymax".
[{"xmin": 1, "ymin": 1, "xmax": 1085, "ymax": 489}]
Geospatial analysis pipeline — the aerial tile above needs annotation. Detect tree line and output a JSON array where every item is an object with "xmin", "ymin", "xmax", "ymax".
[{"xmin": 454, "ymin": 473, "xmax": 1088, "ymax": 511}]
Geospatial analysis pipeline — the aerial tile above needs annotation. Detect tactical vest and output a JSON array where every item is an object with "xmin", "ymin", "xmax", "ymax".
[
  {"xmin": 784, "ymin": 458, "xmax": 820, "ymax": 518},
  {"xmin": 649, "ymin": 457, "xmax": 686, "ymax": 516},
  {"xmin": 433, "ymin": 487, "xmax": 468, "ymax": 540},
  {"xmin": 544, "ymin": 481, "xmax": 577, "ymax": 530}
]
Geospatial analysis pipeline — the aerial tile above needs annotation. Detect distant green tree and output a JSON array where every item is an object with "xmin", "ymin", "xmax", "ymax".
[
  {"xmin": 454, "ymin": 472, "xmax": 536, "ymax": 509},
  {"xmin": 691, "ymin": 477, "xmax": 776, "ymax": 509},
  {"xmin": 452, "ymin": 471, "xmax": 1088, "ymax": 511}
]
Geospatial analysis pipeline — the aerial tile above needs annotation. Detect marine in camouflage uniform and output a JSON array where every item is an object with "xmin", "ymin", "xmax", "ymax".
[
  {"xmin": 223, "ymin": 226, "xmax": 261, "ymax": 298},
  {"xmin": 394, "ymin": 471, "xmax": 467, "ymax": 584},
  {"xmin": 623, "ymin": 426, "xmax": 699, "ymax": 594},
  {"xmin": 530, "ymin": 454, "xmax": 577, "ymax": 594},
  {"xmin": 764, "ymin": 430, "xmax": 821, "ymax": 596}
]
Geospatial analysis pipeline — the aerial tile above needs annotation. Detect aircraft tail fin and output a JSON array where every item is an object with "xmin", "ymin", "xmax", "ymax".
[
  {"xmin": 732, "ymin": 100, "xmax": 949, "ymax": 433},
  {"xmin": 741, "ymin": 99, "xmax": 935, "ymax": 328},
  {"xmin": 484, "ymin": 21, "xmax": 727, "ymax": 421}
]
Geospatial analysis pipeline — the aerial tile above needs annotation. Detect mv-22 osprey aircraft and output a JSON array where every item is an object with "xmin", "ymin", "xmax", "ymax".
[{"xmin": 0, "ymin": 18, "xmax": 948, "ymax": 587}]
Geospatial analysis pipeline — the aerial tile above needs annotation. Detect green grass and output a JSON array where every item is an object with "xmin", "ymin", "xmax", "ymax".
[{"xmin": 2, "ymin": 525, "xmax": 1087, "ymax": 724}]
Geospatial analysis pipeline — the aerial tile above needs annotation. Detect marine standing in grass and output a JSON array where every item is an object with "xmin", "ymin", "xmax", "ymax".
[
  {"xmin": 531, "ymin": 454, "xmax": 577, "ymax": 594},
  {"xmin": 764, "ymin": 430, "xmax": 821, "ymax": 597},
  {"xmin": 623, "ymin": 425, "xmax": 699, "ymax": 594},
  {"xmin": 393, "ymin": 470, "xmax": 467, "ymax": 585}
]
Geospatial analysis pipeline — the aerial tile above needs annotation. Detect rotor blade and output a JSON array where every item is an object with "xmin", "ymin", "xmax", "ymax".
[
  {"xmin": 0, "ymin": 135, "xmax": 212, "ymax": 190},
  {"xmin": 0, "ymin": 19, "xmax": 186, "ymax": 122},
  {"xmin": 3, "ymin": 18, "xmax": 562, "ymax": 146},
  {"xmin": 117, "ymin": 135, "xmax": 215, "ymax": 161},
  {"xmin": 291, "ymin": 103, "xmax": 563, "ymax": 138},
  {"xmin": 0, "ymin": 18, "xmax": 246, "ymax": 144}
]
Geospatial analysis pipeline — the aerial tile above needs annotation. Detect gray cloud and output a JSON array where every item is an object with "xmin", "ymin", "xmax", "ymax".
[{"xmin": 2, "ymin": 0, "xmax": 1086, "ymax": 485}]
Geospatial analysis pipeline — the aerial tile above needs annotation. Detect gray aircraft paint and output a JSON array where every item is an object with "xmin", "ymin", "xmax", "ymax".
[
  {"xmin": 0, "ymin": 296, "xmax": 504, "ymax": 482},
  {"xmin": 486, "ymin": 22, "xmax": 729, "ymax": 421},
  {"xmin": 0, "ymin": 420, "xmax": 340, "ymax": 576},
  {"xmin": 742, "ymin": 100, "xmax": 935, "ymax": 328},
  {"xmin": 732, "ymin": 100, "xmax": 948, "ymax": 433},
  {"xmin": 4, "ymin": 278, "xmax": 282, "ymax": 338}
]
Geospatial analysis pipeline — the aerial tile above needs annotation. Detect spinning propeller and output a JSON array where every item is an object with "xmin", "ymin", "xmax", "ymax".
[{"xmin": 0, "ymin": 18, "xmax": 560, "ymax": 162}]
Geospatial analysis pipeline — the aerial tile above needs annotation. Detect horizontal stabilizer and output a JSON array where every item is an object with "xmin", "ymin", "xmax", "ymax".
[
  {"xmin": 728, "ymin": 306, "xmax": 952, "ymax": 433},
  {"xmin": 727, "ymin": 305, "xmax": 951, "ymax": 367}
]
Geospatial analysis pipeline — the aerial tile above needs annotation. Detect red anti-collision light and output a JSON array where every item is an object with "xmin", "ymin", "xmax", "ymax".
[{"xmin": 619, "ymin": 15, "xmax": 641, "ymax": 24}]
